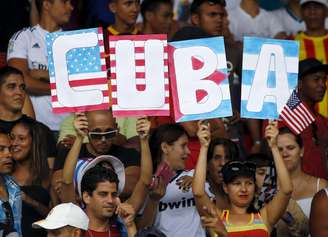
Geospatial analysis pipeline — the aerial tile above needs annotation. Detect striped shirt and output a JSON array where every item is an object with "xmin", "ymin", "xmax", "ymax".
[
  {"xmin": 294, "ymin": 32, "xmax": 328, "ymax": 118},
  {"xmin": 220, "ymin": 210, "xmax": 269, "ymax": 237}
]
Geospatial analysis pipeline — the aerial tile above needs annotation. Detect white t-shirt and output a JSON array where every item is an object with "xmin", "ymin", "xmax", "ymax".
[
  {"xmin": 7, "ymin": 24, "xmax": 69, "ymax": 131},
  {"xmin": 154, "ymin": 170, "xmax": 214, "ymax": 237},
  {"xmin": 228, "ymin": 5, "xmax": 284, "ymax": 42}
]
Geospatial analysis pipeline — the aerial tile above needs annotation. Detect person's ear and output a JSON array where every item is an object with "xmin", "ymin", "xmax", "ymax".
[
  {"xmin": 161, "ymin": 142, "xmax": 169, "ymax": 155},
  {"xmin": 145, "ymin": 11, "xmax": 154, "ymax": 22},
  {"xmin": 191, "ymin": 13, "xmax": 200, "ymax": 26},
  {"xmin": 109, "ymin": 1, "xmax": 117, "ymax": 14},
  {"xmin": 222, "ymin": 183, "xmax": 228, "ymax": 194},
  {"xmin": 82, "ymin": 191, "xmax": 91, "ymax": 205}
]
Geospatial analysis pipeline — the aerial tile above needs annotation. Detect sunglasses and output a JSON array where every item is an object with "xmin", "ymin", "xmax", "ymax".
[
  {"xmin": 88, "ymin": 130, "xmax": 118, "ymax": 140},
  {"xmin": 223, "ymin": 161, "xmax": 256, "ymax": 174}
]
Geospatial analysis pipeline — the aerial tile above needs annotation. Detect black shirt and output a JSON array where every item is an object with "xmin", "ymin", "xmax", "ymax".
[{"xmin": 54, "ymin": 143, "xmax": 140, "ymax": 171}]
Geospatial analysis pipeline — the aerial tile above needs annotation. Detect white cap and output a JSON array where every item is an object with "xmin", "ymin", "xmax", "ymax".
[
  {"xmin": 32, "ymin": 203, "xmax": 89, "ymax": 230},
  {"xmin": 300, "ymin": 0, "xmax": 328, "ymax": 7},
  {"xmin": 75, "ymin": 155, "xmax": 125, "ymax": 198}
]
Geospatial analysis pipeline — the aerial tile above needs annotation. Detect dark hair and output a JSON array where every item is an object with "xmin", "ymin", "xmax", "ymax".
[
  {"xmin": 81, "ymin": 166, "xmax": 119, "ymax": 196},
  {"xmin": 141, "ymin": 0, "xmax": 173, "ymax": 20},
  {"xmin": 0, "ymin": 66, "xmax": 23, "ymax": 89},
  {"xmin": 11, "ymin": 117, "xmax": 49, "ymax": 185},
  {"xmin": 190, "ymin": 0, "xmax": 226, "ymax": 14},
  {"xmin": 247, "ymin": 153, "xmax": 272, "ymax": 168},
  {"xmin": 278, "ymin": 126, "xmax": 303, "ymax": 148},
  {"xmin": 207, "ymin": 138, "xmax": 239, "ymax": 162},
  {"xmin": 149, "ymin": 123, "xmax": 187, "ymax": 170},
  {"xmin": 35, "ymin": 0, "xmax": 54, "ymax": 15}
]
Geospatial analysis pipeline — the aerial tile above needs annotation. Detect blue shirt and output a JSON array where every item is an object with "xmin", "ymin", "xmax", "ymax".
[{"xmin": 0, "ymin": 175, "xmax": 22, "ymax": 236}]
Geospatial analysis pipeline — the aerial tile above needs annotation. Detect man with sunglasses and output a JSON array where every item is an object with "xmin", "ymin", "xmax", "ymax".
[
  {"xmin": 53, "ymin": 110, "xmax": 141, "ymax": 201},
  {"xmin": 0, "ymin": 130, "xmax": 21, "ymax": 237}
]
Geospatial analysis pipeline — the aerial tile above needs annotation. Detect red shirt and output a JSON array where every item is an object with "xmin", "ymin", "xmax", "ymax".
[{"xmin": 84, "ymin": 227, "xmax": 120, "ymax": 237}]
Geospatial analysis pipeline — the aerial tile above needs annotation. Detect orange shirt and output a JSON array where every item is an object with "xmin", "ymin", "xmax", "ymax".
[{"xmin": 294, "ymin": 32, "xmax": 328, "ymax": 118}]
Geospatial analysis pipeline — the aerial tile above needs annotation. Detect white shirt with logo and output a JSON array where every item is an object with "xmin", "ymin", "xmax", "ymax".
[
  {"xmin": 7, "ymin": 24, "xmax": 69, "ymax": 131},
  {"xmin": 154, "ymin": 170, "xmax": 214, "ymax": 237}
]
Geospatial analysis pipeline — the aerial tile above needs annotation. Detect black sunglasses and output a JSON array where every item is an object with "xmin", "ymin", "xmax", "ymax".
[
  {"xmin": 222, "ymin": 161, "xmax": 256, "ymax": 174},
  {"xmin": 88, "ymin": 130, "xmax": 118, "ymax": 140}
]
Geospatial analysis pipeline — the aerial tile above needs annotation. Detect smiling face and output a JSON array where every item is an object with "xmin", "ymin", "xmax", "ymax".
[
  {"xmin": 277, "ymin": 133, "xmax": 303, "ymax": 172},
  {"xmin": 224, "ymin": 176, "xmax": 256, "ymax": 208},
  {"xmin": 163, "ymin": 134, "xmax": 189, "ymax": 171},
  {"xmin": 10, "ymin": 123, "xmax": 32, "ymax": 162},
  {"xmin": 208, "ymin": 145, "xmax": 230, "ymax": 185}
]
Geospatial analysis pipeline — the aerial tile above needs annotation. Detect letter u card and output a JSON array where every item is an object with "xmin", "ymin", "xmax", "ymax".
[
  {"xmin": 46, "ymin": 28, "xmax": 109, "ymax": 113},
  {"xmin": 240, "ymin": 37, "xmax": 299, "ymax": 119},
  {"xmin": 109, "ymin": 34, "xmax": 169, "ymax": 117},
  {"xmin": 168, "ymin": 37, "xmax": 232, "ymax": 122}
]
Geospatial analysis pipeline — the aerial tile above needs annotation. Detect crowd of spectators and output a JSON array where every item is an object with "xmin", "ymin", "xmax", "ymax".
[{"xmin": 0, "ymin": 0, "xmax": 328, "ymax": 236}]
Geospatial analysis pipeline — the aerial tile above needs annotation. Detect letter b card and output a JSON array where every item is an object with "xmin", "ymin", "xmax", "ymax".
[{"xmin": 169, "ymin": 37, "xmax": 232, "ymax": 122}]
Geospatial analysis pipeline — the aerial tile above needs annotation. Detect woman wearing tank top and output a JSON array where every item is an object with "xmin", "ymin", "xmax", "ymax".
[
  {"xmin": 192, "ymin": 122, "xmax": 293, "ymax": 237},
  {"xmin": 193, "ymin": 121, "xmax": 293, "ymax": 236},
  {"xmin": 275, "ymin": 127, "xmax": 328, "ymax": 236}
]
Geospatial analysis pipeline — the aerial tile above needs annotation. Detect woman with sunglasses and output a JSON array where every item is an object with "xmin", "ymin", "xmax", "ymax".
[
  {"xmin": 275, "ymin": 127, "xmax": 327, "ymax": 235},
  {"xmin": 193, "ymin": 121, "xmax": 293, "ymax": 236},
  {"xmin": 10, "ymin": 117, "xmax": 51, "ymax": 237}
]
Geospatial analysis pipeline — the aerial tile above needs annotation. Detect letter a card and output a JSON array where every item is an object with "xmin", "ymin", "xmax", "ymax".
[
  {"xmin": 108, "ymin": 35, "xmax": 169, "ymax": 117},
  {"xmin": 240, "ymin": 37, "xmax": 299, "ymax": 119},
  {"xmin": 168, "ymin": 37, "xmax": 232, "ymax": 122},
  {"xmin": 46, "ymin": 27, "xmax": 109, "ymax": 113}
]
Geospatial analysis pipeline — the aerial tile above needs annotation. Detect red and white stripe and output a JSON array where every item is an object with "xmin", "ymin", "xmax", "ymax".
[
  {"xmin": 51, "ymin": 27, "xmax": 109, "ymax": 113},
  {"xmin": 109, "ymin": 35, "xmax": 169, "ymax": 116},
  {"xmin": 280, "ymin": 103, "xmax": 315, "ymax": 134}
]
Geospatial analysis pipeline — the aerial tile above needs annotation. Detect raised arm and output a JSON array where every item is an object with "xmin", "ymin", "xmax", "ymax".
[
  {"xmin": 261, "ymin": 121, "xmax": 293, "ymax": 230},
  {"xmin": 61, "ymin": 112, "xmax": 88, "ymax": 202},
  {"xmin": 126, "ymin": 117, "xmax": 153, "ymax": 212},
  {"xmin": 192, "ymin": 121, "xmax": 219, "ymax": 216}
]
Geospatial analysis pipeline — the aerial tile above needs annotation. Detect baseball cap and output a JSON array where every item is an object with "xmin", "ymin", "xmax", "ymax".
[
  {"xmin": 32, "ymin": 203, "xmax": 89, "ymax": 230},
  {"xmin": 300, "ymin": 0, "xmax": 328, "ymax": 7},
  {"xmin": 75, "ymin": 155, "xmax": 125, "ymax": 197},
  {"xmin": 298, "ymin": 58, "xmax": 328, "ymax": 79},
  {"xmin": 222, "ymin": 161, "xmax": 256, "ymax": 184}
]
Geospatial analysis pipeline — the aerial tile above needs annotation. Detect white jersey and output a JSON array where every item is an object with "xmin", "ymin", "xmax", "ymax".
[
  {"xmin": 154, "ymin": 170, "xmax": 214, "ymax": 237},
  {"xmin": 228, "ymin": 5, "xmax": 284, "ymax": 42},
  {"xmin": 7, "ymin": 24, "xmax": 69, "ymax": 131}
]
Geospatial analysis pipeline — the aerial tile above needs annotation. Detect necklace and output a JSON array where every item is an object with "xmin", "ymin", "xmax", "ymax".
[{"xmin": 87, "ymin": 229, "xmax": 110, "ymax": 237}]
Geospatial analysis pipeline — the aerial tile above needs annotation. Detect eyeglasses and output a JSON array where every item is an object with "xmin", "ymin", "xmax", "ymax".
[{"xmin": 88, "ymin": 130, "xmax": 118, "ymax": 140}]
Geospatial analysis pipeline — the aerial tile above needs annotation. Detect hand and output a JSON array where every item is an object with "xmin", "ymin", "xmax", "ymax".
[
  {"xmin": 60, "ymin": 135, "xmax": 76, "ymax": 148},
  {"xmin": 136, "ymin": 116, "xmax": 151, "ymax": 140},
  {"xmin": 176, "ymin": 175, "xmax": 192, "ymax": 193},
  {"xmin": 265, "ymin": 121, "xmax": 278, "ymax": 148},
  {"xmin": 116, "ymin": 200, "xmax": 136, "ymax": 227},
  {"xmin": 227, "ymin": 110, "xmax": 240, "ymax": 125},
  {"xmin": 149, "ymin": 176, "xmax": 167, "ymax": 201},
  {"xmin": 200, "ymin": 206, "xmax": 227, "ymax": 237},
  {"xmin": 197, "ymin": 120, "xmax": 211, "ymax": 147},
  {"xmin": 73, "ymin": 113, "xmax": 88, "ymax": 138}
]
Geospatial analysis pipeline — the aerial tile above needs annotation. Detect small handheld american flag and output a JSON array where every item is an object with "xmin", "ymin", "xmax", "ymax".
[{"xmin": 279, "ymin": 89, "xmax": 315, "ymax": 134}]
